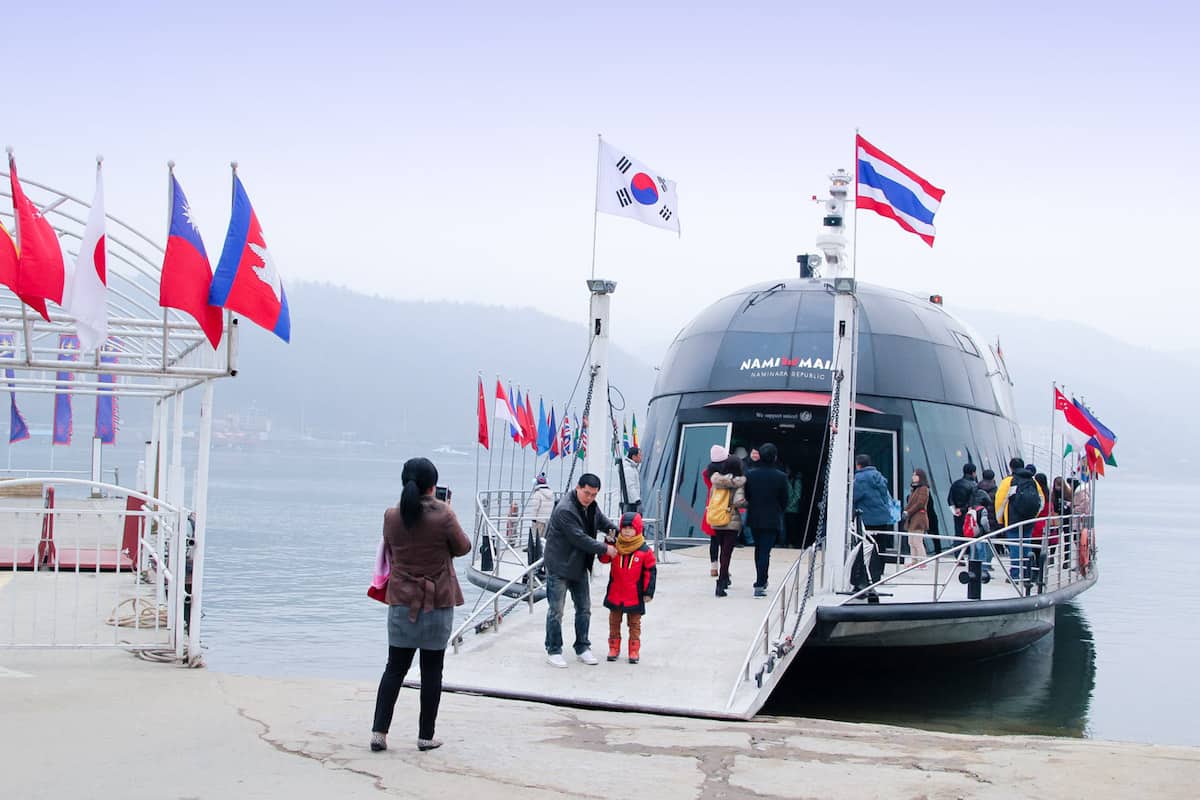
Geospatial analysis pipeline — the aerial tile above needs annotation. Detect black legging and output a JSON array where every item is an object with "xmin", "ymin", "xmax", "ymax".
[{"xmin": 372, "ymin": 646, "xmax": 445, "ymax": 740}]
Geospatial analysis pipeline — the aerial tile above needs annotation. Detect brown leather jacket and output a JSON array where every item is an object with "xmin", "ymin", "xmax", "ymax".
[
  {"xmin": 903, "ymin": 486, "xmax": 930, "ymax": 533},
  {"xmin": 384, "ymin": 497, "xmax": 472, "ymax": 621}
]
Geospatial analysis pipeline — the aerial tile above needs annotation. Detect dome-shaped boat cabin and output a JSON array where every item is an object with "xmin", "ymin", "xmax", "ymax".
[{"xmin": 638, "ymin": 278, "xmax": 1023, "ymax": 545}]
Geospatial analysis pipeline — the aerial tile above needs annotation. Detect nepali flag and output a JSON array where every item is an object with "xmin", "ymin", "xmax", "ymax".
[
  {"xmin": 209, "ymin": 174, "xmax": 290, "ymax": 342},
  {"xmin": 855, "ymin": 134, "xmax": 945, "ymax": 247},
  {"xmin": 54, "ymin": 334, "xmax": 80, "ymax": 445},
  {"xmin": 160, "ymin": 174, "xmax": 224, "ymax": 348},
  {"xmin": 6, "ymin": 153, "xmax": 63, "ymax": 320}
]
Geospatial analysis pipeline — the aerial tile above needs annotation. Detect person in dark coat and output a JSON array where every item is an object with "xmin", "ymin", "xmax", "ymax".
[
  {"xmin": 541, "ymin": 473, "xmax": 618, "ymax": 669},
  {"xmin": 851, "ymin": 454, "xmax": 893, "ymax": 588},
  {"xmin": 744, "ymin": 443, "xmax": 789, "ymax": 597},
  {"xmin": 947, "ymin": 463, "xmax": 979, "ymax": 544},
  {"xmin": 372, "ymin": 457, "xmax": 472, "ymax": 753}
]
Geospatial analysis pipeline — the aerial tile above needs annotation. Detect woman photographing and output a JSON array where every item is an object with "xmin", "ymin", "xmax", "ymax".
[{"xmin": 371, "ymin": 457, "xmax": 471, "ymax": 753}]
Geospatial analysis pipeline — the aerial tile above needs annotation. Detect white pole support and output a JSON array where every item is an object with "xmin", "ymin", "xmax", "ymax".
[
  {"xmin": 187, "ymin": 381, "xmax": 215, "ymax": 664},
  {"xmin": 583, "ymin": 279, "xmax": 615, "ymax": 485}
]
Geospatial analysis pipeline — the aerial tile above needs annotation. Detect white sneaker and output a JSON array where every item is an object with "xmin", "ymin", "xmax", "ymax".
[
  {"xmin": 576, "ymin": 649, "xmax": 599, "ymax": 666},
  {"xmin": 546, "ymin": 653, "xmax": 568, "ymax": 669}
]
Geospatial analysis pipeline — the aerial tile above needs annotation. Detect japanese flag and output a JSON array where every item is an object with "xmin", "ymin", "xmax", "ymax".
[{"xmin": 595, "ymin": 139, "xmax": 680, "ymax": 234}]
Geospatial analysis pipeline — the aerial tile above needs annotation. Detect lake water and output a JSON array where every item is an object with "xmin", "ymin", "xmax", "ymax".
[{"xmin": 196, "ymin": 441, "xmax": 1199, "ymax": 747}]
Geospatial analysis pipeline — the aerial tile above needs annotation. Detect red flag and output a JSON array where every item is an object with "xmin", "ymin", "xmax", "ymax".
[
  {"xmin": 521, "ymin": 390, "xmax": 538, "ymax": 449},
  {"xmin": 476, "ymin": 377, "xmax": 489, "ymax": 449},
  {"xmin": 7, "ymin": 155, "xmax": 64, "ymax": 319}
]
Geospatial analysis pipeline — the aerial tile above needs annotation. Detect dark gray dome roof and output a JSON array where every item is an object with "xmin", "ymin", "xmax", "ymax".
[{"xmin": 652, "ymin": 279, "xmax": 1011, "ymax": 416}]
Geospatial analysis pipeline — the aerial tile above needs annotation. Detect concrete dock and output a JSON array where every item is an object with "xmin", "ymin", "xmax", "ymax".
[{"xmin": 2, "ymin": 648, "xmax": 1198, "ymax": 799}]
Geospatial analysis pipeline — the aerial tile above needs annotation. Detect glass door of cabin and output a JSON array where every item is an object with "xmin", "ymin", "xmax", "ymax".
[{"xmin": 667, "ymin": 423, "xmax": 731, "ymax": 541}]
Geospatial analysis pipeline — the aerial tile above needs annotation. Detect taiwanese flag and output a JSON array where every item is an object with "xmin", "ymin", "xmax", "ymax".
[
  {"xmin": 209, "ymin": 174, "xmax": 290, "ymax": 342},
  {"xmin": 476, "ymin": 376, "xmax": 488, "ymax": 449},
  {"xmin": 5, "ymin": 155, "xmax": 61, "ymax": 320},
  {"xmin": 160, "ymin": 174, "xmax": 224, "ymax": 348}
]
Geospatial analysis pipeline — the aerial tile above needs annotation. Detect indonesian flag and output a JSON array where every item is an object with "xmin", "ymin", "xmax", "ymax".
[
  {"xmin": 63, "ymin": 164, "xmax": 108, "ymax": 353},
  {"xmin": 494, "ymin": 380, "xmax": 522, "ymax": 439},
  {"xmin": 6, "ymin": 153, "xmax": 63, "ymax": 320},
  {"xmin": 1054, "ymin": 388, "xmax": 1098, "ymax": 449},
  {"xmin": 595, "ymin": 138, "xmax": 680, "ymax": 234},
  {"xmin": 476, "ymin": 376, "xmax": 489, "ymax": 449}
]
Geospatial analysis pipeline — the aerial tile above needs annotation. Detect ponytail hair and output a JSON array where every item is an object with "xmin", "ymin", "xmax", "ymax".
[{"xmin": 399, "ymin": 457, "xmax": 439, "ymax": 528}]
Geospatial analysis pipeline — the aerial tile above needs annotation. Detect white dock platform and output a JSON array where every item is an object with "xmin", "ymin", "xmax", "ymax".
[{"xmin": 440, "ymin": 545, "xmax": 828, "ymax": 720}]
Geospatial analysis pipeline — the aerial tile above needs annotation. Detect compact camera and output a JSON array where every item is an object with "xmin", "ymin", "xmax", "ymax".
[{"xmin": 434, "ymin": 486, "xmax": 452, "ymax": 502}]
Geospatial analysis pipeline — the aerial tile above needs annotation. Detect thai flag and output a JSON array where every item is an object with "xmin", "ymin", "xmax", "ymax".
[
  {"xmin": 210, "ymin": 174, "xmax": 290, "ymax": 342},
  {"xmin": 855, "ymin": 135, "xmax": 945, "ymax": 247}
]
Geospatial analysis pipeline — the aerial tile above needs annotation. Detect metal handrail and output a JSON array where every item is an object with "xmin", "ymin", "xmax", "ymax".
[
  {"xmin": 846, "ymin": 512, "xmax": 1092, "ymax": 602},
  {"xmin": 726, "ymin": 544, "xmax": 821, "ymax": 708},
  {"xmin": 450, "ymin": 557, "xmax": 545, "ymax": 653}
]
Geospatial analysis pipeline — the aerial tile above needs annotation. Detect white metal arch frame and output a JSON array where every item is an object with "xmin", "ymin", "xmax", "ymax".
[{"xmin": 1, "ymin": 169, "xmax": 236, "ymax": 664}]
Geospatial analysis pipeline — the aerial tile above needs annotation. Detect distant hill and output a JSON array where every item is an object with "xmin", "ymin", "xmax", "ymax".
[
  {"xmin": 216, "ymin": 284, "xmax": 1187, "ymax": 477},
  {"xmin": 222, "ymin": 282, "xmax": 656, "ymax": 447}
]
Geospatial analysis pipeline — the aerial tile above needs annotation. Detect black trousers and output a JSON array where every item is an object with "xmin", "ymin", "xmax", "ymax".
[
  {"xmin": 372, "ymin": 646, "xmax": 445, "ymax": 740},
  {"xmin": 753, "ymin": 529, "xmax": 779, "ymax": 588}
]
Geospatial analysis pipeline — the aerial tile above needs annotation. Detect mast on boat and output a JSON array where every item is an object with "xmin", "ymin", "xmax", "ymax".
[
  {"xmin": 584, "ymin": 278, "xmax": 616, "ymax": 486},
  {"xmin": 814, "ymin": 168, "xmax": 858, "ymax": 594}
]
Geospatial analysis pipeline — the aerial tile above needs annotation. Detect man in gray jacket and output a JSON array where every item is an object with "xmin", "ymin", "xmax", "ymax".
[{"xmin": 543, "ymin": 473, "xmax": 618, "ymax": 668}]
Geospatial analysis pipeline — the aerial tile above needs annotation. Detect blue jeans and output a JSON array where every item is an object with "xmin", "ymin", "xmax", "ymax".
[
  {"xmin": 969, "ymin": 539, "xmax": 992, "ymax": 573},
  {"xmin": 753, "ymin": 529, "xmax": 779, "ymax": 588},
  {"xmin": 1007, "ymin": 523, "xmax": 1035, "ymax": 580},
  {"xmin": 544, "ymin": 573, "xmax": 591, "ymax": 655}
]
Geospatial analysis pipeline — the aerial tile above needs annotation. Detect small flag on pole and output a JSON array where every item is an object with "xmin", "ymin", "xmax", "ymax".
[
  {"xmin": 596, "ymin": 139, "xmax": 681, "ymax": 234},
  {"xmin": 509, "ymin": 383, "xmax": 522, "ymax": 442},
  {"xmin": 160, "ymin": 172, "xmax": 224, "ymax": 348},
  {"xmin": 560, "ymin": 414, "xmax": 572, "ymax": 457},
  {"xmin": 6, "ymin": 152, "xmax": 63, "ymax": 320},
  {"xmin": 53, "ymin": 334, "xmax": 80, "ymax": 445},
  {"xmin": 548, "ymin": 406, "xmax": 559, "ymax": 460},
  {"xmin": 63, "ymin": 160, "xmax": 108, "ymax": 353},
  {"xmin": 622, "ymin": 418, "xmax": 630, "ymax": 456},
  {"xmin": 494, "ymin": 380, "xmax": 522, "ymax": 438},
  {"xmin": 476, "ymin": 377, "xmax": 489, "ymax": 449},
  {"xmin": 522, "ymin": 391, "xmax": 537, "ymax": 450},
  {"xmin": 94, "ymin": 340, "xmax": 119, "ymax": 444},
  {"xmin": 0, "ymin": 333, "xmax": 29, "ymax": 444},
  {"xmin": 855, "ymin": 134, "xmax": 945, "ymax": 247},
  {"xmin": 631, "ymin": 414, "xmax": 639, "ymax": 449},
  {"xmin": 536, "ymin": 398, "xmax": 550, "ymax": 455}
]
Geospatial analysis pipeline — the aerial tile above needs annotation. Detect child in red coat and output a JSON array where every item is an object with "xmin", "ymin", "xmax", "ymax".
[{"xmin": 599, "ymin": 512, "xmax": 657, "ymax": 664}]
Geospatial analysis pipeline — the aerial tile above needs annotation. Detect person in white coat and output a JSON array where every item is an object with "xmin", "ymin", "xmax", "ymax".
[
  {"xmin": 523, "ymin": 474, "xmax": 556, "ymax": 564},
  {"xmin": 619, "ymin": 447, "xmax": 642, "ymax": 513}
]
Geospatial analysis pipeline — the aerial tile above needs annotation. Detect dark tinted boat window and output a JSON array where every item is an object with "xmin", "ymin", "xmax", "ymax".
[
  {"xmin": 935, "ymin": 346, "xmax": 975, "ymax": 407},
  {"xmin": 678, "ymin": 293, "xmax": 748, "ymax": 338},
  {"xmin": 912, "ymin": 401, "xmax": 975, "ymax": 512},
  {"xmin": 728, "ymin": 289, "xmax": 799, "ymax": 332},
  {"xmin": 860, "ymin": 299, "xmax": 928, "ymax": 340},
  {"xmin": 871, "ymin": 335, "xmax": 945, "ymax": 401}
]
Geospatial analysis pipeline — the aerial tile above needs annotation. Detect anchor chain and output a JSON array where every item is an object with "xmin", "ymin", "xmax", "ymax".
[{"xmin": 563, "ymin": 365, "xmax": 598, "ymax": 491}]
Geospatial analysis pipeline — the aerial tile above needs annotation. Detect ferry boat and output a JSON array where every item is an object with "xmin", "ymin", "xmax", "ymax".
[{"xmin": 454, "ymin": 167, "xmax": 1098, "ymax": 718}]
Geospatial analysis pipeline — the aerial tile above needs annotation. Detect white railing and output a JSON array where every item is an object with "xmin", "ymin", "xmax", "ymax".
[
  {"xmin": 450, "ymin": 556, "xmax": 545, "ymax": 654},
  {"xmin": 847, "ymin": 513, "xmax": 1096, "ymax": 602},
  {"xmin": 726, "ymin": 544, "xmax": 825, "ymax": 708},
  {"xmin": 0, "ymin": 478, "xmax": 189, "ymax": 654}
]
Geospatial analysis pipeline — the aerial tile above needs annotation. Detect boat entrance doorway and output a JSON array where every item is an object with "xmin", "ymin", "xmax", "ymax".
[{"xmin": 665, "ymin": 404, "xmax": 903, "ymax": 550}]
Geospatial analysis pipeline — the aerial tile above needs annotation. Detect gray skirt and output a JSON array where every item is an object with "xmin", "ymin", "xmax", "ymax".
[{"xmin": 387, "ymin": 604, "xmax": 453, "ymax": 650}]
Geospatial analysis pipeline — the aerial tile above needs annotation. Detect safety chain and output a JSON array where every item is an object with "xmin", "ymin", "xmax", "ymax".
[
  {"xmin": 752, "ymin": 370, "xmax": 846, "ymax": 688},
  {"xmin": 563, "ymin": 365, "xmax": 598, "ymax": 491}
]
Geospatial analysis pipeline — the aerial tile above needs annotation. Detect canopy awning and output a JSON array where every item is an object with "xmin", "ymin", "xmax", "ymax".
[{"xmin": 706, "ymin": 391, "xmax": 882, "ymax": 414}]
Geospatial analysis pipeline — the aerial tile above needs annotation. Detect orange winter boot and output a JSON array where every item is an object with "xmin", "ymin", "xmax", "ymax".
[
  {"xmin": 628, "ymin": 639, "xmax": 641, "ymax": 664},
  {"xmin": 607, "ymin": 637, "xmax": 621, "ymax": 662}
]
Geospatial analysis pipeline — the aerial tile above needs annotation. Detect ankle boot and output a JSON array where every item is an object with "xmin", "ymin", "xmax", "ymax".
[
  {"xmin": 607, "ymin": 637, "xmax": 621, "ymax": 661},
  {"xmin": 628, "ymin": 639, "xmax": 640, "ymax": 664},
  {"xmin": 715, "ymin": 579, "xmax": 727, "ymax": 597}
]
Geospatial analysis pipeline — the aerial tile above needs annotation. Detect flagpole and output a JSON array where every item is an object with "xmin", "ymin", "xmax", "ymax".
[
  {"xmin": 163, "ymin": 162, "xmax": 176, "ymax": 370},
  {"xmin": 7, "ymin": 148, "xmax": 36, "ymax": 368},
  {"xmin": 474, "ymin": 371, "xmax": 482, "ymax": 509},
  {"xmin": 486, "ymin": 376, "xmax": 498, "ymax": 500},
  {"xmin": 1048, "ymin": 382, "xmax": 1058, "ymax": 483},
  {"xmin": 590, "ymin": 134, "xmax": 602, "ymax": 280},
  {"xmin": 852, "ymin": 128, "xmax": 860, "ymax": 280}
]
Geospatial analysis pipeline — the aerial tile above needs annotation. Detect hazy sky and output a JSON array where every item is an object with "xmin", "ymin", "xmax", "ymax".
[{"xmin": 3, "ymin": 1, "xmax": 1197, "ymax": 358}]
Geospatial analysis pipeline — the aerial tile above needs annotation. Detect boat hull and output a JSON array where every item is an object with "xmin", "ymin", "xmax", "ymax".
[{"xmin": 812, "ymin": 574, "xmax": 1096, "ymax": 657}]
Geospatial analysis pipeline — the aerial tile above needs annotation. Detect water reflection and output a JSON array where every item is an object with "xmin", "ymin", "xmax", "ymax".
[{"xmin": 763, "ymin": 603, "xmax": 1096, "ymax": 737}]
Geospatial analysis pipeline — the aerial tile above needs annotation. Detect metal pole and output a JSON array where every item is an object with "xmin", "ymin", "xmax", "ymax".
[
  {"xmin": 584, "ymin": 282, "xmax": 614, "ymax": 483},
  {"xmin": 590, "ymin": 134, "xmax": 602, "ymax": 280},
  {"xmin": 187, "ymin": 381, "xmax": 215, "ymax": 664}
]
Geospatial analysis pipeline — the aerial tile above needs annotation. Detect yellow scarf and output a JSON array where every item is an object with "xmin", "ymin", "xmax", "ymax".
[{"xmin": 616, "ymin": 534, "xmax": 644, "ymax": 556}]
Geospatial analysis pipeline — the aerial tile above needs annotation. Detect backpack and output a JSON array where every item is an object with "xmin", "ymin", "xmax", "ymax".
[
  {"xmin": 1008, "ymin": 477, "xmax": 1042, "ymax": 522},
  {"xmin": 962, "ymin": 506, "xmax": 990, "ymax": 539},
  {"xmin": 705, "ymin": 485, "xmax": 733, "ymax": 528}
]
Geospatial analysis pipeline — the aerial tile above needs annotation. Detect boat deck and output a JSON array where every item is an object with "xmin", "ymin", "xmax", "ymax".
[{"xmin": 442, "ymin": 544, "xmax": 818, "ymax": 720}]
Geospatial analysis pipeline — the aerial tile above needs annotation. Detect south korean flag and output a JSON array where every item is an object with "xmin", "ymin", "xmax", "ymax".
[{"xmin": 595, "ymin": 139, "xmax": 680, "ymax": 234}]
